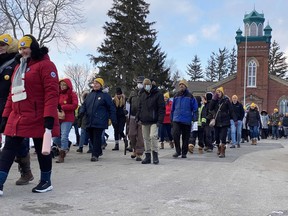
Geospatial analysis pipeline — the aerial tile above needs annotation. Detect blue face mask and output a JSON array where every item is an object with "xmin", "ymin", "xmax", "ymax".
[{"xmin": 145, "ymin": 85, "xmax": 151, "ymax": 92}]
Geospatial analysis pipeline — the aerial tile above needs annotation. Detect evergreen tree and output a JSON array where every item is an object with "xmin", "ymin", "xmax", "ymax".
[
  {"xmin": 269, "ymin": 40, "xmax": 288, "ymax": 78},
  {"xmin": 89, "ymin": 0, "xmax": 172, "ymax": 93},
  {"xmin": 205, "ymin": 53, "xmax": 217, "ymax": 82},
  {"xmin": 228, "ymin": 46, "xmax": 237, "ymax": 75},
  {"xmin": 215, "ymin": 47, "xmax": 229, "ymax": 81},
  {"xmin": 186, "ymin": 55, "xmax": 204, "ymax": 81}
]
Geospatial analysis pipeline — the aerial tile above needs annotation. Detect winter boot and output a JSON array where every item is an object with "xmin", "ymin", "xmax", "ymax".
[
  {"xmin": 219, "ymin": 144, "xmax": 226, "ymax": 158},
  {"xmin": 76, "ymin": 147, "xmax": 83, "ymax": 153},
  {"xmin": 15, "ymin": 154, "xmax": 34, "ymax": 185},
  {"xmin": 169, "ymin": 141, "xmax": 174, "ymax": 148},
  {"xmin": 188, "ymin": 144, "xmax": 194, "ymax": 154},
  {"xmin": 112, "ymin": 143, "xmax": 119, "ymax": 151},
  {"xmin": 160, "ymin": 142, "xmax": 164, "ymax": 149},
  {"xmin": 56, "ymin": 150, "xmax": 66, "ymax": 163},
  {"xmin": 141, "ymin": 153, "xmax": 151, "ymax": 164},
  {"xmin": 135, "ymin": 154, "xmax": 142, "ymax": 161},
  {"xmin": 152, "ymin": 151, "xmax": 159, "ymax": 164}
]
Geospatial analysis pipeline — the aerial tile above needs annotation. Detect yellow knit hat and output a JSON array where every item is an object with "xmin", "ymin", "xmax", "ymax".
[
  {"xmin": 274, "ymin": 108, "xmax": 278, "ymax": 112},
  {"xmin": 164, "ymin": 92, "xmax": 170, "ymax": 98},
  {"xmin": 18, "ymin": 36, "xmax": 33, "ymax": 49},
  {"xmin": 216, "ymin": 87, "xmax": 224, "ymax": 94},
  {"xmin": 179, "ymin": 79, "xmax": 188, "ymax": 87},
  {"xmin": 0, "ymin": 34, "xmax": 12, "ymax": 46},
  {"xmin": 94, "ymin": 78, "xmax": 104, "ymax": 87},
  {"xmin": 250, "ymin": 103, "xmax": 256, "ymax": 108}
]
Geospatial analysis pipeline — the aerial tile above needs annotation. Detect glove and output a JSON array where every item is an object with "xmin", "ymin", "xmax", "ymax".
[
  {"xmin": 44, "ymin": 117, "xmax": 54, "ymax": 130},
  {"xmin": 0, "ymin": 117, "xmax": 8, "ymax": 133},
  {"xmin": 212, "ymin": 93, "xmax": 219, "ymax": 100}
]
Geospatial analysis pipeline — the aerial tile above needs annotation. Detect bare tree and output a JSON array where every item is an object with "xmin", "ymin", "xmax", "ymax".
[
  {"xmin": 63, "ymin": 64, "xmax": 92, "ymax": 104},
  {"xmin": 0, "ymin": 0, "xmax": 85, "ymax": 49}
]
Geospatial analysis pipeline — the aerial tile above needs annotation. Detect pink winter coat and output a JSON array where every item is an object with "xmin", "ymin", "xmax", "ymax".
[
  {"xmin": 3, "ymin": 55, "xmax": 60, "ymax": 138},
  {"xmin": 58, "ymin": 78, "xmax": 78, "ymax": 123}
]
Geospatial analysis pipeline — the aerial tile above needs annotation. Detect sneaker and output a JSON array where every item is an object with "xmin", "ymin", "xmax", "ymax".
[
  {"xmin": 237, "ymin": 144, "xmax": 241, "ymax": 148},
  {"xmin": 91, "ymin": 156, "xmax": 98, "ymax": 162},
  {"xmin": 32, "ymin": 181, "xmax": 53, "ymax": 193},
  {"xmin": 173, "ymin": 152, "xmax": 181, "ymax": 158},
  {"xmin": 230, "ymin": 145, "xmax": 236, "ymax": 148},
  {"xmin": 76, "ymin": 148, "xmax": 83, "ymax": 153},
  {"xmin": 0, "ymin": 185, "xmax": 3, "ymax": 196}
]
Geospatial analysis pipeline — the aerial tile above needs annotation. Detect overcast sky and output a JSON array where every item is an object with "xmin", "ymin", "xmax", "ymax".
[{"xmin": 49, "ymin": 0, "xmax": 288, "ymax": 79}]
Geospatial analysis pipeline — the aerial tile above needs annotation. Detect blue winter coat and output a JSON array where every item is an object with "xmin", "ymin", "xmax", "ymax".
[
  {"xmin": 79, "ymin": 89, "xmax": 117, "ymax": 129},
  {"xmin": 171, "ymin": 89, "xmax": 198, "ymax": 125}
]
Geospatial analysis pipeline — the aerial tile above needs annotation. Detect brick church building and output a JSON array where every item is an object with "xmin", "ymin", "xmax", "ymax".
[{"xmin": 188, "ymin": 10, "xmax": 288, "ymax": 115}]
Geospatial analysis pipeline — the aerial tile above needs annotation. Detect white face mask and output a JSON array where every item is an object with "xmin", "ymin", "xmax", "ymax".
[
  {"xmin": 137, "ymin": 83, "xmax": 143, "ymax": 89},
  {"xmin": 144, "ymin": 85, "xmax": 151, "ymax": 92}
]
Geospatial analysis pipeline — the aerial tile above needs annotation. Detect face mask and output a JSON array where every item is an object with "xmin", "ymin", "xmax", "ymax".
[
  {"xmin": 144, "ymin": 85, "xmax": 151, "ymax": 92},
  {"xmin": 102, "ymin": 88, "xmax": 109, "ymax": 93},
  {"xmin": 137, "ymin": 83, "xmax": 143, "ymax": 89}
]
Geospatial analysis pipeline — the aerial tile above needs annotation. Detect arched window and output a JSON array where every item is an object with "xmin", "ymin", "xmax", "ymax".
[
  {"xmin": 258, "ymin": 23, "xmax": 263, "ymax": 36},
  {"xmin": 250, "ymin": 23, "xmax": 257, "ymax": 36},
  {"xmin": 247, "ymin": 60, "xmax": 257, "ymax": 87},
  {"xmin": 245, "ymin": 23, "xmax": 249, "ymax": 36},
  {"xmin": 279, "ymin": 99, "xmax": 288, "ymax": 114}
]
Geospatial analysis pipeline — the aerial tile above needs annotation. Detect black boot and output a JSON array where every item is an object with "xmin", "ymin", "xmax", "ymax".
[
  {"xmin": 76, "ymin": 147, "xmax": 83, "ymax": 153},
  {"xmin": 152, "ymin": 151, "xmax": 159, "ymax": 164},
  {"xmin": 112, "ymin": 143, "xmax": 119, "ymax": 151},
  {"xmin": 141, "ymin": 153, "xmax": 151, "ymax": 164}
]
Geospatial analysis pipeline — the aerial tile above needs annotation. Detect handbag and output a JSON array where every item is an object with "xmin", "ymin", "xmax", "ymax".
[
  {"xmin": 209, "ymin": 103, "xmax": 223, "ymax": 127},
  {"xmin": 58, "ymin": 110, "xmax": 65, "ymax": 120}
]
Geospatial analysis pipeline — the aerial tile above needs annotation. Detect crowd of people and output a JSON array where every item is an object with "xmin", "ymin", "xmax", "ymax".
[{"xmin": 0, "ymin": 33, "xmax": 286, "ymax": 197}]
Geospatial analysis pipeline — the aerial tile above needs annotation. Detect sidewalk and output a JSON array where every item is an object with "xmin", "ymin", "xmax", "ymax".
[{"xmin": 1, "ymin": 138, "xmax": 288, "ymax": 216}]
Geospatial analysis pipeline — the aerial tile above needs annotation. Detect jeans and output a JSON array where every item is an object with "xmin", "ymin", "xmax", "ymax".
[
  {"xmin": 230, "ymin": 120, "xmax": 243, "ymax": 145},
  {"xmin": 249, "ymin": 126, "xmax": 259, "ymax": 139},
  {"xmin": 160, "ymin": 123, "xmax": 173, "ymax": 142},
  {"xmin": 79, "ymin": 128, "xmax": 90, "ymax": 148},
  {"xmin": 272, "ymin": 126, "xmax": 279, "ymax": 139},
  {"xmin": 53, "ymin": 121, "xmax": 73, "ymax": 150}
]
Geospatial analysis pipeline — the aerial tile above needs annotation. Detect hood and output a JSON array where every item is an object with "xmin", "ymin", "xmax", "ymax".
[{"xmin": 59, "ymin": 78, "xmax": 73, "ymax": 94}]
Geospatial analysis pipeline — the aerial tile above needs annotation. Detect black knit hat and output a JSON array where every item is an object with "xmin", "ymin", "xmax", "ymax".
[
  {"xmin": 206, "ymin": 92, "xmax": 213, "ymax": 101},
  {"xmin": 116, "ymin": 87, "xmax": 122, "ymax": 95}
]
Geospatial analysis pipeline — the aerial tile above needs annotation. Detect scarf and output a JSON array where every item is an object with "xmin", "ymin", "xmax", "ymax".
[
  {"xmin": 11, "ymin": 57, "xmax": 27, "ymax": 102},
  {"xmin": 114, "ymin": 95, "xmax": 125, "ymax": 107}
]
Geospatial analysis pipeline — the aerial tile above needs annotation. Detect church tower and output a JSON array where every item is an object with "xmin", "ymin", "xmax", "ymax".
[{"xmin": 235, "ymin": 9, "xmax": 272, "ymax": 110}]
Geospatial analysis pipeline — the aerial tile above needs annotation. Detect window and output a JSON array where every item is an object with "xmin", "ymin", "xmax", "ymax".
[
  {"xmin": 258, "ymin": 23, "xmax": 263, "ymax": 36},
  {"xmin": 279, "ymin": 99, "xmax": 288, "ymax": 114},
  {"xmin": 247, "ymin": 60, "xmax": 257, "ymax": 87},
  {"xmin": 250, "ymin": 23, "xmax": 257, "ymax": 36}
]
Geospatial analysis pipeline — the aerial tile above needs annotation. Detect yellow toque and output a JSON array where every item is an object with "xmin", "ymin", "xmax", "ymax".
[
  {"xmin": 179, "ymin": 79, "xmax": 188, "ymax": 87},
  {"xmin": 18, "ymin": 36, "xmax": 33, "ymax": 49},
  {"xmin": 164, "ymin": 92, "xmax": 170, "ymax": 98},
  {"xmin": 0, "ymin": 34, "xmax": 13, "ymax": 46},
  {"xmin": 216, "ymin": 87, "xmax": 224, "ymax": 94},
  {"xmin": 94, "ymin": 78, "xmax": 104, "ymax": 87}
]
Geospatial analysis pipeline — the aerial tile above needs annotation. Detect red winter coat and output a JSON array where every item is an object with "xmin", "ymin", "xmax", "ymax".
[
  {"xmin": 2, "ymin": 55, "xmax": 60, "ymax": 138},
  {"xmin": 163, "ymin": 100, "xmax": 173, "ymax": 124},
  {"xmin": 58, "ymin": 78, "xmax": 78, "ymax": 123}
]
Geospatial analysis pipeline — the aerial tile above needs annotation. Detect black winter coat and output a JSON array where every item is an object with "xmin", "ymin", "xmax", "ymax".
[
  {"xmin": 137, "ymin": 86, "xmax": 165, "ymax": 125},
  {"xmin": 209, "ymin": 96, "xmax": 236, "ymax": 127}
]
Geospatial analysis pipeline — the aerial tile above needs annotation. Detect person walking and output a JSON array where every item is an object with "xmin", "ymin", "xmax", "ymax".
[
  {"xmin": 209, "ymin": 87, "xmax": 236, "ymax": 158},
  {"xmin": 112, "ymin": 87, "xmax": 128, "ymax": 151},
  {"xmin": 78, "ymin": 78, "xmax": 117, "ymax": 162},
  {"xmin": 0, "ymin": 33, "xmax": 35, "ymax": 186},
  {"xmin": 270, "ymin": 108, "xmax": 280, "ymax": 140},
  {"xmin": 127, "ymin": 76, "xmax": 145, "ymax": 161},
  {"xmin": 53, "ymin": 78, "xmax": 78, "ymax": 163},
  {"xmin": 0, "ymin": 34, "xmax": 60, "ymax": 195},
  {"xmin": 159, "ymin": 92, "xmax": 174, "ymax": 149},
  {"xmin": 171, "ymin": 79, "xmax": 198, "ymax": 158},
  {"xmin": 260, "ymin": 110, "xmax": 269, "ymax": 139},
  {"xmin": 230, "ymin": 95, "xmax": 245, "ymax": 148},
  {"xmin": 137, "ymin": 78, "xmax": 165, "ymax": 164},
  {"xmin": 246, "ymin": 103, "xmax": 261, "ymax": 145}
]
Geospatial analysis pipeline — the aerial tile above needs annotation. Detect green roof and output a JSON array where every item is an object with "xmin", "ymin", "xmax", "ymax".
[{"xmin": 243, "ymin": 10, "xmax": 265, "ymax": 24}]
